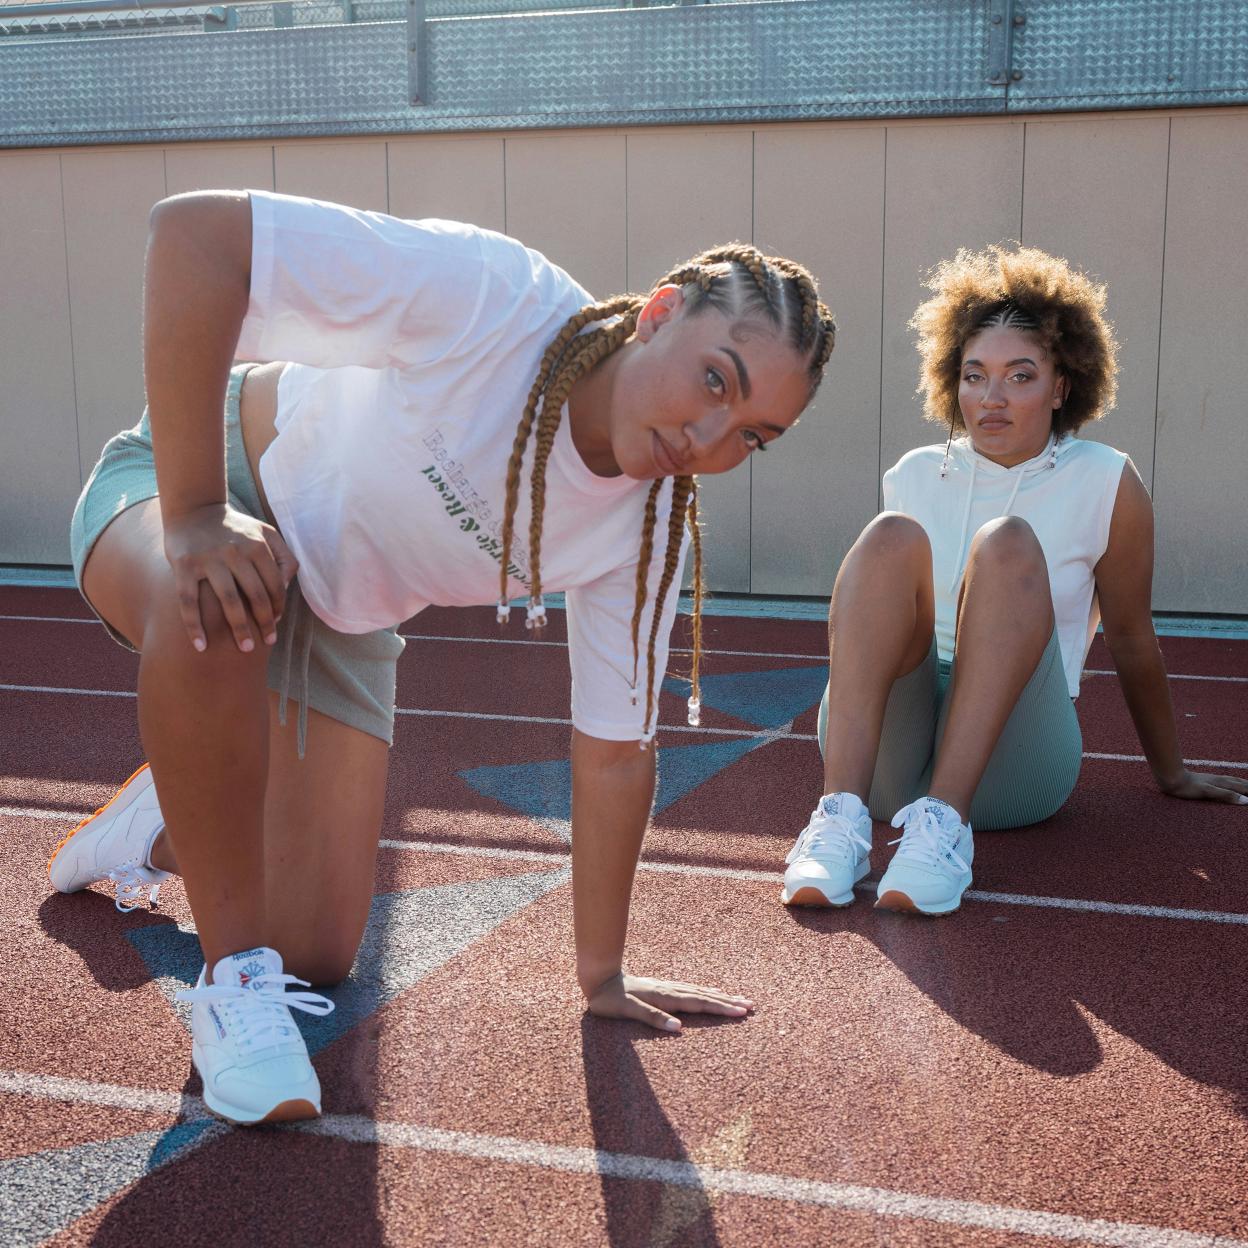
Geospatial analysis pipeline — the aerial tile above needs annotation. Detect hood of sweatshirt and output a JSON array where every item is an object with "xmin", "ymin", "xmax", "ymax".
[{"xmin": 941, "ymin": 431, "xmax": 1073, "ymax": 592}]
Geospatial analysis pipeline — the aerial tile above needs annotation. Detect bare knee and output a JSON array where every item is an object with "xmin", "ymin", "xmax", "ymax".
[
  {"xmin": 969, "ymin": 516, "xmax": 1043, "ymax": 567},
  {"xmin": 855, "ymin": 512, "xmax": 931, "ymax": 562},
  {"xmin": 966, "ymin": 517, "xmax": 1048, "ymax": 596},
  {"xmin": 143, "ymin": 579, "xmax": 268, "ymax": 675}
]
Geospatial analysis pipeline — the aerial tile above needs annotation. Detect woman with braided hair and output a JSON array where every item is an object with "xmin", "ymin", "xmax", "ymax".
[
  {"xmin": 50, "ymin": 189, "xmax": 835, "ymax": 1125},
  {"xmin": 782, "ymin": 243, "xmax": 1247, "ymax": 918}
]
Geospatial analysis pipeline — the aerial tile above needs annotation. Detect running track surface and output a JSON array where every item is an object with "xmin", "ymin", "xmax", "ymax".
[{"xmin": 2, "ymin": 585, "xmax": 1247, "ymax": 1248}]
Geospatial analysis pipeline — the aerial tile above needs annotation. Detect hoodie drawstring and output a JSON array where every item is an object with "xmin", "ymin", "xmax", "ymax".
[{"xmin": 944, "ymin": 433, "xmax": 1057, "ymax": 594}]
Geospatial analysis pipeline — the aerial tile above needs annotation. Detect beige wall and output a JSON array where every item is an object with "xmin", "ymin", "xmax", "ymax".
[{"xmin": 2, "ymin": 109, "xmax": 1245, "ymax": 611}]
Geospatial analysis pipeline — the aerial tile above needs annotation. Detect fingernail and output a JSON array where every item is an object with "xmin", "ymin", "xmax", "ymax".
[
  {"xmin": 240, "ymin": 639, "xmax": 254, "ymax": 653},
  {"xmin": 265, "ymin": 633, "xmax": 277, "ymax": 646},
  {"xmin": 665, "ymin": 1018, "xmax": 681, "ymax": 1032},
  {"xmin": 193, "ymin": 638, "xmax": 206, "ymax": 652}
]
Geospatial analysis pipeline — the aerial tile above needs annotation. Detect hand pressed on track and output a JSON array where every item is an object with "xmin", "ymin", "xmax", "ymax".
[
  {"xmin": 163, "ymin": 503, "xmax": 298, "ymax": 654},
  {"xmin": 585, "ymin": 972, "xmax": 754, "ymax": 1033},
  {"xmin": 1160, "ymin": 769, "xmax": 1248, "ymax": 805}
]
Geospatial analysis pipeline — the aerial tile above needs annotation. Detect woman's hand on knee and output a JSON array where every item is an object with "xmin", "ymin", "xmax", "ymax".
[{"xmin": 162, "ymin": 502, "xmax": 298, "ymax": 654}]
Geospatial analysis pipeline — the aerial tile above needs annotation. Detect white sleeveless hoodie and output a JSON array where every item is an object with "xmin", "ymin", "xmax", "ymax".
[{"xmin": 882, "ymin": 433, "xmax": 1128, "ymax": 697}]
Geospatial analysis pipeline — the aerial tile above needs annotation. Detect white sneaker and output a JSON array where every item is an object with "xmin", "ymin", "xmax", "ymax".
[
  {"xmin": 781, "ymin": 792, "xmax": 873, "ymax": 907},
  {"xmin": 875, "ymin": 797, "xmax": 973, "ymax": 916},
  {"xmin": 177, "ymin": 947, "xmax": 334, "ymax": 1126},
  {"xmin": 47, "ymin": 763, "xmax": 170, "ymax": 912}
]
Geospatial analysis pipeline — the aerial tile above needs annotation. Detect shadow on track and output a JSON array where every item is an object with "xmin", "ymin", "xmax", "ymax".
[{"xmin": 581, "ymin": 1015, "xmax": 725, "ymax": 1248}]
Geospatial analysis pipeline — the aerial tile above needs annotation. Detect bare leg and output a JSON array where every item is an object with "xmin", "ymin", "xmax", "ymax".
[
  {"xmin": 261, "ymin": 700, "xmax": 389, "ymax": 986},
  {"xmin": 89, "ymin": 516, "xmax": 389, "ymax": 983},
  {"xmin": 83, "ymin": 498, "xmax": 270, "ymax": 975},
  {"xmin": 928, "ymin": 516, "xmax": 1053, "ymax": 819},
  {"xmin": 822, "ymin": 513, "xmax": 935, "ymax": 798}
]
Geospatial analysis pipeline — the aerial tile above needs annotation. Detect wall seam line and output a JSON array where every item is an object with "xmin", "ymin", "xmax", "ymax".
[
  {"xmin": 60, "ymin": 154, "xmax": 83, "ymax": 492},
  {"xmin": 748, "ymin": 128, "xmax": 755, "ymax": 593},
  {"xmin": 1018, "ymin": 119, "xmax": 1027, "ymax": 241},
  {"xmin": 876, "ymin": 126, "xmax": 888, "ymax": 506},
  {"xmin": 1150, "ymin": 116, "xmax": 1172, "ymax": 501}
]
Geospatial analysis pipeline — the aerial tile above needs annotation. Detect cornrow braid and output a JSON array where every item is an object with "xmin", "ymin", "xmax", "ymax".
[
  {"xmin": 630, "ymin": 479, "xmax": 665, "ymax": 689},
  {"xmin": 684, "ymin": 484, "xmax": 705, "ymax": 727},
  {"xmin": 498, "ymin": 296, "xmax": 638, "ymax": 624},
  {"xmin": 526, "ymin": 315, "xmax": 637, "ymax": 623},
  {"xmin": 641, "ymin": 474, "xmax": 695, "ymax": 741},
  {"xmin": 498, "ymin": 240, "xmax": 835, "ymax": 747}
]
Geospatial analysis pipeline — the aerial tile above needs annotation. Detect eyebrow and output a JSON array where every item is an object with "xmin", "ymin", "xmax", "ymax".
[
  {"xmin": 963, "ymin": 357, "xmax": 1038, "ymax": 368},
  {"xmin": 722, "ymin": 347, "xmax": 752, "ymax": 400}
]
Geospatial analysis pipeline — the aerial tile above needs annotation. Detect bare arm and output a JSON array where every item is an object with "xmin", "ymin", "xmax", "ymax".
[
  {"xmin": 570, "ymin": 729, "xmax": 753, "ymax": 1031},
  {"xmin": 1094, "ymin": 461, "xmax": 1248, "ymax": 805},
  {"xmin": 144, "ymin": 191, "xmax": 296, "ymax": 651}
]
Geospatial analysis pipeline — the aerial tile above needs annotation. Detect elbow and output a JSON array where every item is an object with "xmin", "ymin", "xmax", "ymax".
[
  {"xmin": 148, "ymin": 191, "xmax": 252, "ymax": 287},
  {"xmin": 1103, "ymin": 629, "xmax": 1162, "ymax": 670}
]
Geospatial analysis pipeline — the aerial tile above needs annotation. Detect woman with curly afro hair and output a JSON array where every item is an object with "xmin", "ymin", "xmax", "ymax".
[{"xmin": 781, "ymin": 243, "xmax": 1247, "ymax": 917}]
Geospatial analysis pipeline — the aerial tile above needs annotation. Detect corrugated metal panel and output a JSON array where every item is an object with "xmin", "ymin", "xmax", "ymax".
[
  {"xmin": 0, "ymin": 1, "xmax": 999, "ymax": 146},
  {"xmin": 0, "ymin": 0, "xmax": 1245, "ymax": 148},
  {"xmin": 1008, "ymin": 0, "xmax": 1248, "ymax": 112}
]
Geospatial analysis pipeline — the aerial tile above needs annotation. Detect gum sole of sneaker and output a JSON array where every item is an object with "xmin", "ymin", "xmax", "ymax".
[
  {"xmin": 874, "ymin": 890, "xmax": 960, "ymax": 917},
  {"xmin": 204, "ymin": 1097, "xmax": 321, "ymax": 1127},
  {"xmin": 781, "ymin": 886, "xmax": 853, "ymax": 908},
  {"xmin": 46, "ymin": 762, "xmax": 154, "ymax": 886}
]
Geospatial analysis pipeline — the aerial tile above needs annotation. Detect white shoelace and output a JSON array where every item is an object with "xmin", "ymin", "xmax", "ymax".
[
  {"xmin": 177, "ymin": 974, "xmax": 335, "ymax": 1054},
  {"xmin": 786, "ymin": 808, "xmax": 872, "ymax": 866},
  {"xmin": 887, "ymin": 801, "xmax": 970, "ymax": 873},
  {"xmin": 107, "ymin": 860, "xmax": 170, "ymax": 913}
]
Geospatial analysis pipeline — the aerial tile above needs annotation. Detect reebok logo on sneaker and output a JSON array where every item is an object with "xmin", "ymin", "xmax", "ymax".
[{"xmin": 208, "ymin": 1005, "xmax": 227, "ymax": 1041}]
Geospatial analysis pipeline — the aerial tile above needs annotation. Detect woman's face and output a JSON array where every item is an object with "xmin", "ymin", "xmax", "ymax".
[
  {"xmin": 958, "ymin": 325, "xmax": 1067, "ymax": 468},
  {"xmin": 590, "ymin": 287, "xmax": 812, "ymax": 481}
]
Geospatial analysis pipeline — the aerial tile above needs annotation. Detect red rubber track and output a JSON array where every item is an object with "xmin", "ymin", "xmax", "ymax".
[{"xmin": 2, "ymin": 586, "xmax": 1247, "ymax": 1247}]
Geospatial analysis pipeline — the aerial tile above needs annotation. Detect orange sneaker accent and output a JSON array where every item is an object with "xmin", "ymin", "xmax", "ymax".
[
  {"xmin": 874, "ymin": 890, "xmax": 921, "ymax": 914},
  {"xmin": 874, "ymin": 890, "xmax": 958, "ymax": 917},
  {"xmin": 783, "ymin": 886, "xmax": 851, "ymax": 908},
  {"xmin": 46, "ymin": 763, "xmax": 153, "ymax": 879}
]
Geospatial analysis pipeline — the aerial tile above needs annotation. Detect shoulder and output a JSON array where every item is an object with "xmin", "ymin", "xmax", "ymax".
[
  {"xmin": 883, "ymin": 442, "xmax": 946, "ymax": 488},
  {"xmin": 886, "ymin": 443, "xmax": 947, "ymax": 476},
  {"xmin": 1061, "ymin": 436, "xmax": 1129, "ymax": 474},
  {"xmin": 250, "ymin": 190, "xmax": 590, "ymax": 304}
]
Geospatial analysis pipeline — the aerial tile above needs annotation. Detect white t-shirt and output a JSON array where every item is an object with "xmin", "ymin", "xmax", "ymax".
[
  {"xmin": 234, "ymin": 190, "xmax": 688, "ymax": 741},
  {"xmin": 882, "ymin": 434, "xmax": 1128, "ymax": 697}
]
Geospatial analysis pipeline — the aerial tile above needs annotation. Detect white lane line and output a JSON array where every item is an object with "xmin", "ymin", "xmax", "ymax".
[
  {"xmin": 0, "ymin": 682, "xmax": 136, "ymax": 698},
  {"xmin": 3, "ymin": 684, "xmax": 1246, "ymax": 767},
  {"xmin": 1083, "ymin": 751, "xmax": 1248, "ymax": 771},
  {"xmin": 7, "ymin": 615, "xmax": 1248, "ymax": 678},
  {"xmin": 0, "ymin": 1070, "xmax": 190, "ymax": 1117},
  {"xmin": 1084, "ymin": 670, "xmax": 1247, "ymax": 684},
  {"xmin": 1, "ymin": 1070, "xmax": 1240, "ymax": 1247},
  {"xmin": 0, "ymin": 614, "xmax": 827, "ymax": 663},
  {"xmin": 377, "ymin": 840, "xmax": 1248, "ymax": 926},
  {"xmin": 0, "ymin": 614, "xmax": 98, "ymax": 624},
  {"xmin": 8, "ymin": 803, "xmax": 1245, "ymax": 924},
  {"xmin": 0, "ymin": 805, "xmax": 78, "ymax": 822}
]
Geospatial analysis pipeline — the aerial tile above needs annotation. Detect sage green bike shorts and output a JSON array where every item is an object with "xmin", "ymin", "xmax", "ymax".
[
  {"xmin": 69, "ymin": 364, "xmax": 405, "ymax": 751},
  {"xmin": 817, "ymin": 627, "xmax": 1081, "ymax": 830}
]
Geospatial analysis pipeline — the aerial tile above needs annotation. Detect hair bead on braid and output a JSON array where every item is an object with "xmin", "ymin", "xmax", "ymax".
[{"xmin": 498, "ymin": 243, "xmax": 836, "ymax": 747}]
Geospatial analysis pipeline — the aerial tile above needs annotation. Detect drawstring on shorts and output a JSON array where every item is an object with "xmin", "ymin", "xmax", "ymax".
[{"xmin": 276, "ymin": 577, "xmax": 314, "ymax": 759}]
